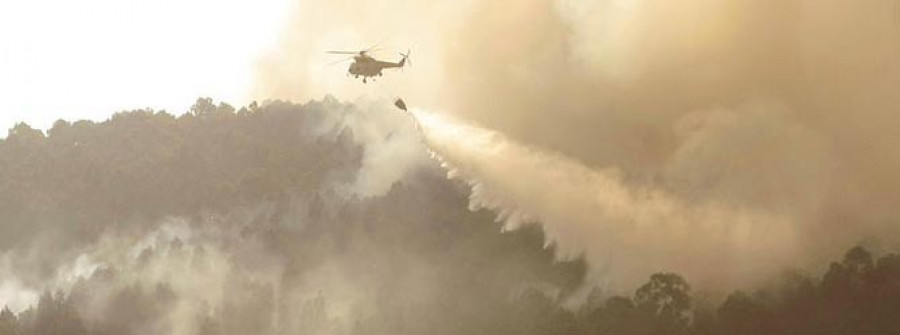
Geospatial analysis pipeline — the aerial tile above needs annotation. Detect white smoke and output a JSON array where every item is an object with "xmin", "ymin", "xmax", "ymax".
[{"xmin": 339, "ymin": 99, "xmax": 431, "ymax": 198}]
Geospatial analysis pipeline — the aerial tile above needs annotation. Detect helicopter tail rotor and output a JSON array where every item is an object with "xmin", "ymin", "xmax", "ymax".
[{"xmin": 399, "ymin": 49, "xmax": 411, "ymax": 67}]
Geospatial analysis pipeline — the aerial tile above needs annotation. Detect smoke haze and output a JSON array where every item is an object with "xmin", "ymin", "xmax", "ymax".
[
  {"xmin": 0, "ymin": 100, "xmax": 587, "ymax": 335},
  {"xmin": 1, "ymin": 0, "xmax": 900, "ymax": 334},
  {"xmin": 255, "ymin": 0, "xmax": 900, "ymax": 292}
]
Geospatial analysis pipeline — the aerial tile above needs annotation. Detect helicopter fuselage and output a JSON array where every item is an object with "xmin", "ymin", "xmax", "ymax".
[{"xmin": 347, "ymin": 55, "xmax": 406, "ymax": 83}]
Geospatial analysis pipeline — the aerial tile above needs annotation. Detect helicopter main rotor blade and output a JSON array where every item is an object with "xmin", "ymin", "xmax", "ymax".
[
  {"xmin": 327, "ymin": 56, "xmax": 354, "ymax": 66},
  {"xmin": 365, "ymin": 34, "xmax": 395, "ymax": 54},
  {"xmin": 327, "ymin": 51, "xmax": 360, "ymax": 54}
]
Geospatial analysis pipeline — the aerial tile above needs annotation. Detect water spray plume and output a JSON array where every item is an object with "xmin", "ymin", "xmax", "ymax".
[{"xmin": 412, "ymin": 109, "xmax": 802, "ymax": 291}]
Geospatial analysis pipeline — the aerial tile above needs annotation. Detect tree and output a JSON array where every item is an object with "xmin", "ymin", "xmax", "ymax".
[
  {"xmin": 0, "ymin": 306, "xmax": 18, "ymax": 335},
  {"xmin": 508, "ymin": 289, "xmax": 573, "ymax": 335},
  {"xmin": 717, "ymin": 291, "xmax": 768, "ymax": 335},
  {"xmin": 634, "ymin": 273, "xmax": 692, "ymax": 334},
  {"xmin": 822, "ymin": 246, "xmax": 875, "ymax": 299},
  {"xmin": 32, "ymin": 291, "xmax": 86, "ymax": 335},
  {"xmin": 6, "ymin": 123, "xmax": 44, "ymax": 143},
  {"xmin": 635, "ymin": 273, "xmax": 692, "ymax": 323},
  {"xmin": 190, "ymin": 97, "xmax": 235, "ymax": 118}
]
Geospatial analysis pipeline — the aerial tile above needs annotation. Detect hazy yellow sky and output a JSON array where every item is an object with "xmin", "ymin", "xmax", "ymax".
[{"xmin": 0, "ymin": 0, "xmax": 293, "ymax": 132}]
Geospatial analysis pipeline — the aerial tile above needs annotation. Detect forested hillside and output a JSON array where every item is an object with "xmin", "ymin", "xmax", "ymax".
[{"xmin": 0, "ymin": 98, "xmax": 897, "ymax": 335}]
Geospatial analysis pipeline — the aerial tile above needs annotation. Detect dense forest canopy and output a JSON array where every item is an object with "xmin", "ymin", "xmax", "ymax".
[{"xmin": 0, "ymin": 98, "xmax": 897, "ymax": 335}]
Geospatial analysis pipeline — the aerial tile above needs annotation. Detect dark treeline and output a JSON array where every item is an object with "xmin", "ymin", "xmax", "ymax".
[
  {"xmin": 0, "ymin": 98, "xmax": 361, "ymax": 284},
  {"xmin": 2, "ymin": 246, "xmax": 899, "ymax": 335},
  {"xmin": 0, "ymin": 98, "xmax": 898, "ymax": 335},
  {"xmin": 0, "ymin": 98, "xmax": 360, "ymax": 247},
  {"xmin": 500, "ymin": 246, "xmax": 900, "ymax": 335},
  {"xmin": 0, "ymin": 98, "xmax": 585, "ymax": 335}
]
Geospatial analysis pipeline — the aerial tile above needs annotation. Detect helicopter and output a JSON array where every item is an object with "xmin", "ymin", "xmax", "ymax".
[{"xmin": 328, "ymin": 48, "xmax": 411, "ymax": 83}]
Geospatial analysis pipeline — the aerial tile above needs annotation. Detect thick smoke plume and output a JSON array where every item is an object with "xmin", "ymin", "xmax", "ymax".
[
  {"xmin": 0, "ymin": 0, "xmax": 897, "ymax": 333},
  {"xmin": 258, "ymin": 0, "xmax": 900, "ymax": 292}
]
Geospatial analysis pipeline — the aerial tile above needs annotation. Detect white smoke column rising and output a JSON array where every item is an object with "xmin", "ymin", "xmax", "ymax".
[
  {"xmin": 413, "ymin": 109, "xmax": 804, "ymax": 292},
  {"xmin": 338, "ymin": 99, "xmax": 431, "ymax": 198}
]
